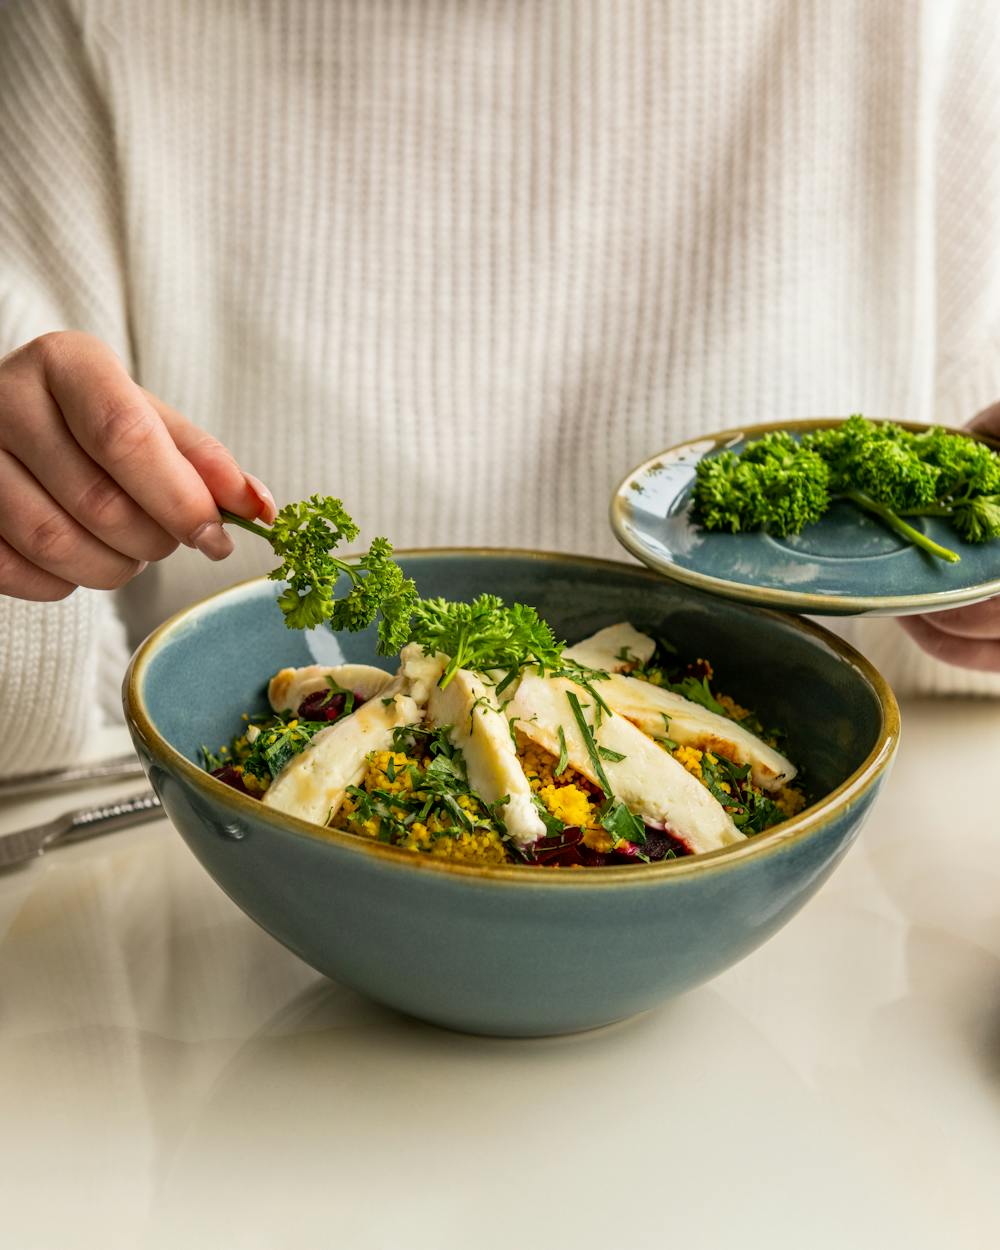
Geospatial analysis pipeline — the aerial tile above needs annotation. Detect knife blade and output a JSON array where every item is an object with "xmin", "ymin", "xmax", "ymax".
[
  {"xmin": 0, "ymin": 790, "xmax": 163, "ymax": 871},
  {"xmin": 0, "ymin": 754, "xmax": 147, "ymax": 801}
]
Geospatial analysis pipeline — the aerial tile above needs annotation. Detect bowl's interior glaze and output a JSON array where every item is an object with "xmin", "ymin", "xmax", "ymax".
[{"xmin": 143, "ymin": 552, "xmax": 884, "ymax": 808}]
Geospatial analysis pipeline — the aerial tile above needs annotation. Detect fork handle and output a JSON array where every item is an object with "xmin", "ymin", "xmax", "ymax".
[{"xmin": 55, "ymin": 790, "xmax": 163, "ymax": 847}]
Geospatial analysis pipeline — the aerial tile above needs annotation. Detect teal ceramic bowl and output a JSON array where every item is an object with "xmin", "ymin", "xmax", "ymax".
[{"xmin": 124, "ymin": 552, "xmax": 899, "ymax": 1037}]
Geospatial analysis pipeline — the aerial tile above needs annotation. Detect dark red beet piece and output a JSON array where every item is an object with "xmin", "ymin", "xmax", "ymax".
[
  {"xmin": 211, "ymin": 765, "xmax": 257, "ymax": 798},
  {"xmin": 522, "ymin": 828, "xmax": 613, "ymax": 868},
  {"xmin": 295, "ymin": 690, "xmax": 367, "ymax": 722},
  {"xmin": 640, "ymin": 825, "xmax": 691, "ymax": 861}
]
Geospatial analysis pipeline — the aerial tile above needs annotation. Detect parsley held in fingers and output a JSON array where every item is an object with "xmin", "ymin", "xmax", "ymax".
[{"xmin": 221, "ymin": 496, "xmax": 418, "ymax": 650}]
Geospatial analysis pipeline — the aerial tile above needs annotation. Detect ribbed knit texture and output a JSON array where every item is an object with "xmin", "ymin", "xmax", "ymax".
[{"xmin": 2, "ymin": 0, "xmax": 1000, "ymax": 772}]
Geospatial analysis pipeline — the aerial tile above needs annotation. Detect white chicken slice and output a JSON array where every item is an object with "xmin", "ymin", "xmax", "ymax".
[
  {"xmin": 426, "ymin": 669, "xmax": 546, "ymax": 848},
  {"xmin": 398, "ymin": 643, "xmax": 448, "ymax": 705},
  {"xmin": 507, "ymin": 672, "xmax": 743, "ymax": 855},
  {"xmin": 262, "ymin": 677, "xmax": 421, "ymax": 826},
  {"xmin": 561, "ymin": 623, "xmax": 656, "ymax": 674},
  {"xmin": 268, "ymin": 663, "xmax": 395, "ymax": 714},
  {"xmin": 592, "ymin": 673, "xmax": 796, "ymax": 792}
]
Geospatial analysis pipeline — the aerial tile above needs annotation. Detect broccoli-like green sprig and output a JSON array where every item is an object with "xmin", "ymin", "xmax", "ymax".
[
  {"xmin": 409, "ymin": 593, "xmax": 565, "ymax": 688},
  {"xmin": 910, "ymin": 426, "xmax": 1000, "ymax": 497},
  {"xmin": 220, "ymin": 497, "xmax": 418, "ymax": 653},
  {"xmin": 693, "ymin": 415, "xmax": 1000, "ymax": 563},
  {"xmin": 951, "ymin": 494, "xmax": 1000, "ymax": 543},
  {"xmin": 692, "ymin": 433, "xmax": 830, "ymax": 536}
]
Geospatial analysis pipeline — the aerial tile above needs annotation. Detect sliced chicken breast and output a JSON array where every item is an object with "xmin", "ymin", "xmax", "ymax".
[
  {"xmin": 592, "ymin": 673, "xmax": 796, "ymax": 791},
  {"xmin": 508, "ymin": 672, "xmax": 743, "ymax": 855},
  {"xmin": 561, "ymin": 623, "xmax": 656, "ymax": 673},
  {"xmin": 426, "ymin": 669, "xmax": 546, "ymax": 848},
  {"xmin": 268, "ymin": 663, "xmax": 395, "ymax": 714},
  {"xmin": 262, "ymin": 677, "xmax": 421, "ymax": 825}
]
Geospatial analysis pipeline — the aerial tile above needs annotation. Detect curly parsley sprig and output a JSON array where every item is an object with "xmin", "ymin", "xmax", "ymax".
[
  {"xmin": 408, "ymin": 593, "xmax": 566, "ymax": 689},
  {"xmin": 691, "ymin": 416, "xmax": 1000, "ymax": 563},
  {"xmin": 221, "ymin": 496, "xmax": 418, "ymax": 653}
]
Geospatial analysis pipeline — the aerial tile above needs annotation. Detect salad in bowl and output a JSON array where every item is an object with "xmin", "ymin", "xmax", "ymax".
[{"xmin": 204, "ymin": 615, "xmax": 805, "ymax": 869}]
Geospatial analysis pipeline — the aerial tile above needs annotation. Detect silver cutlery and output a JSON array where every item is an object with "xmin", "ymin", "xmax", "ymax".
[
  {"xmin": 0, "ymin": 790, "xmax": 163, "ymax": 871},
  {"xmin": 0, "ymin": 754, "xmax": 147, "ymax": 800}
]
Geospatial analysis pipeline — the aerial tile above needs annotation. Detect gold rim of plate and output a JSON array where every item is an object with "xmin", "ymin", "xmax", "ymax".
[
  {"xmin": 610, "ymin": 417, "xmax": 1000, "ymax": 615},
  {"xmin": 125, "ymin": 551, "xmax": 901, "ymax": 887}
]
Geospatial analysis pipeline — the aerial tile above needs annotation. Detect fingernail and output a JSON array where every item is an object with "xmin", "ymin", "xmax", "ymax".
[
  {"xmin": 136, "ymin": 561, "xmax": 149, "ymax": 574},
  {"xmin": 189, "ymin": 520, "xmax": 234, "ymax": 561},
  {"xmin": 244, "ymin": 473, "xmax": 277, "ymax": 523}
]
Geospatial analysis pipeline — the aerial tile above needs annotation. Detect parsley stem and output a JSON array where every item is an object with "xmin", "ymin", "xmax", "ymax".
[
  {"xmin": 842, "ymin": 490, "xmax": 961, "ymax": 563},
  {"xmin": 219, "ymin": 509, "xmax": 364, "ymax": 584},
  {"xmin": 219, "ymin": 509, "xmax": 273, "ymax": 540}
]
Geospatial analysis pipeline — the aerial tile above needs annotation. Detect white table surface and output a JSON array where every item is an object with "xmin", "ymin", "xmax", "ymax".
[{"xmin": 1, "ymin": 699, "xmax": 998, "ymax": 1250}]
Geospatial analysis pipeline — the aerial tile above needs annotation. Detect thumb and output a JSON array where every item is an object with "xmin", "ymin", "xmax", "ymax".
[{"xmin": 967, "ymin": 400, "xmax": 1000, "ymax": 440}]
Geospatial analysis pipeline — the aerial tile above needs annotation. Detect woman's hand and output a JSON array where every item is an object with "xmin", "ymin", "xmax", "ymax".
[
  {"xmin": 899, "ymin": 404, "xmax": 1000, "ymax": 672},
  {"xmin": 0, "ymin": 331, "xmax": 274, "ymax": 602}
]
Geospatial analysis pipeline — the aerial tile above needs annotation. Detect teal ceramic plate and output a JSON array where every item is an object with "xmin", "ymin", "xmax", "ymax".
[{"xmin": 611, "ymin": 418, "xmax": 1000, "ymax": 616}]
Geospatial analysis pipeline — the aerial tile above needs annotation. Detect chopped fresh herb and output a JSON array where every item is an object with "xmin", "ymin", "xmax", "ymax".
[
  {"xmin": 240, "ymin": 713, "xmax": 330, "ymax": 784},
  {"xmin": 324, "ymin": 676, "xmax": 356, "ymax": 717},
  {"xmin": 662, "ymin": 674, "xmax": 728, "ymax": 717},
  {"xmin": 494, "ymin": 667, "xmax": 519, "ymax": 697},
  {"xmin": 200, "ymin": 743, "xmax": 228, "ymax": 773},
  {"xmin": 532, "ymin": 794, "xmax": 567, "ymax": 837},
  {"xmin": 565, "ymin": 689, "xmax": 646, "ymax": 847},
  {"xmin": 565, "ymin": 689, "xmax": 614, "ymax": 796},
  {"xmin": 655, "ymin": 714, "xmax": 680, "ymax": 750},
  {"xmin": 698, "ymin": 754, "xmax": 787, "ymax": 835},
  {"xmin": 597, "ymin": 746, "xmax": 627, "ymax": 763},
  {"xmin": 555, "ymin": 725, "xmax": 569, "ymax": 776},
  {"xmin": 600, "ymin": 799, "xmax": 649, "ymax": 853}
]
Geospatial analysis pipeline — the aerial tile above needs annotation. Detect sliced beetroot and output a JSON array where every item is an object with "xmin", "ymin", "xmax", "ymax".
[
  {"xmin": 295, "ymin": 690, "xmax": 367, "ymax": 723},
  {"xmin": 641, "ymin": 824, "xmax": 691, "ymax": 861},
  {"xmin": 211, "ymin": 765, "xmax": 257, "ymax": 798},
  {"xmin": 523, "ymin": 826, "xmax": 585, "ymax": 866}
]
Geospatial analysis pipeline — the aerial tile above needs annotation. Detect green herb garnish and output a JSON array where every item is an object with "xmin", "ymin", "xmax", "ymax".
[
  {"xmin": 408, "ymin": 594, "xmax": 565, "ymax": 689},
  {"xmin": 699, "ymin": 754, "xmax": 787, "ymax": 835},
  {"xmin": 344, "ymin": 725, "xmax": 507, "ymax": 843},
  {"xmin": 691, "ymin": 416, "xmax": 1000, "ymax": 563},
  {"xmin": 240, "ymin": 714, "xmax": 329, "ymax": 784},
  {"xmin": 221, "ymin": 496, "xmax": 418, "ymax": 650},
  {"xmin": 555, "ymin": 725, "xmax": 570, "ymax": 776},
  {"xmin": 564, "ymin": 689, "xmax": 646, "ymax": 849}
]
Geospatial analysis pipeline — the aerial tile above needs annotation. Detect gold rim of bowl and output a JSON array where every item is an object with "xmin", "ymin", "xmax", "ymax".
[
  {"xmin": 125, "ymin": 549, "xmax": 901, "ymax": 888},
  {"xmin": 610, "ymin": 417, "xmax": 1000, "ymax": 614}
]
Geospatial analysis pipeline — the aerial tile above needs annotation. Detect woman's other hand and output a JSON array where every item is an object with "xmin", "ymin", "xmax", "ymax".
[
  {"xmin": 899, "ymin": 404, "xmax": 1000, "ymax": 672},
  {"xmin": 0, "ymin": 331, "xmax": 275, "ymax": 602}
]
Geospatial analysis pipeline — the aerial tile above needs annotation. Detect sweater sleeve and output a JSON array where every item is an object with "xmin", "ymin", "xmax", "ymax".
[{"xmin": 0, "ymin": 0, "xmax": 132, "ymax": 773}]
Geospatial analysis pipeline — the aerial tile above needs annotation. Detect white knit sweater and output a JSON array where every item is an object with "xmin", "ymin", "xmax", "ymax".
[{"xmin": 2, "ymin": 0, "xmax": 1000, "ymax": 773}]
